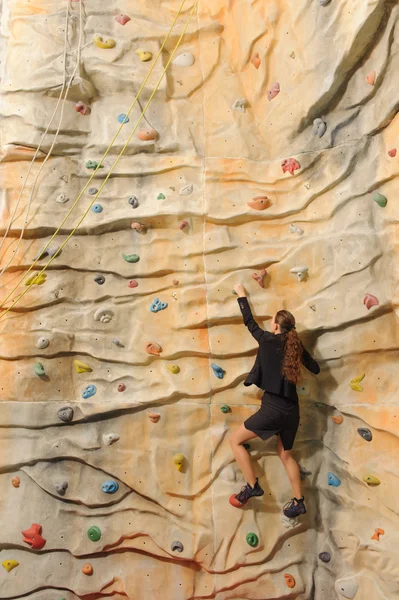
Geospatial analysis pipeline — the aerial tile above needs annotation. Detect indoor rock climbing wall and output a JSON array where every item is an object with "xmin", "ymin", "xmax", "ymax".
[{"xmin": 0, "ymin": 0, "xmax": 398, "ymax": 598}]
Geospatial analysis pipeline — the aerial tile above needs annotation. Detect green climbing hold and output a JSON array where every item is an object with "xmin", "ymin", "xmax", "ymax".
[
  {"xmin": 157, "ymin": 193, "xmax": 165, "ymax": 200},
  {"xmin": 86, "ymin": 160, "xmax": 104, "ymax": 170},
  {"xmin": 122, "ymin": 253, "xmax": 140, "ymax": 263},
  {"xmin": 373, "ymin": 192, "xmax": 387, "ymax": 207},
  {"xmin": 87, "ymin": 526, "xmax": 101, "ymax": 542},
  {"xmin": 220, "ymin": 404, "xmax": 230, "ymax": 413},
  {"xmin": 33, "ymin": 363, "xmax": 45, "ymax": 377},
  {"xmin": 232, "ymin": 289, "xmax": 238, "ymax": 295},
  {"xmin": 246, "ymin": 532, "xmax": 258, "ymax": 547}
]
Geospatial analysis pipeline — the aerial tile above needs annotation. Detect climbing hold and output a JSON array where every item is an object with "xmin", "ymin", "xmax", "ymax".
[
  {"xmin": 211, "ymin": 364, "xmax": 225, "ymax": 379},
  {"xmin": 363, "ymin": 474, "xmax": 380, "ymax": 485},
  {"xmin": 167, "ymin": 365, "xmax": 180, "ymax": 374},
  {"xmin": 22, "ymin": 523, "xmax": 46, "ymax": 549},
  {"xmin": 319, "ymin": 552, "xmax": 331, "ymax": 562},
  {"xmin": 103, "ymin": 433, "xmax": 120, "ymax": 446},
  {"xmin": 371, "ymin": 528, "xmax": 384, "ymax": 541},
  {"xmin": 232, "ymin": 289, "xmax": 238, "ymax": 295},
  {"xmin": 131, "ymin": 222, "xmax": 147, "ymax": 233},
  {"xmin": 328, "ymin": 472, "xmax": 341, "ymax": 486},
  {"xmin": 173, "ymin": 279, "xmax": 179, "ymax": 285},
  {"xmin": 334, "ymin": 578, "xmax": 358, "ymax": 599},
  {"xmin": 179, "ymin": 220, "xmax": 189, "ymax": 230},
  {"xmin": 366, "ymin": 70, "xmax": 376, "ymax": 85},
  {"xmin": 357, "ymin": 427, "xmax": 372, "ymax": 441},
  {"xmin": 93, "ymin": 35, "xmax": 116, "ymax": 49},
  {"xmin": 128, "ymin": 196, "xmax": 139, "ymax": 208},
  {"xmin": 171, "ymin": 541, "xmax": 184, "ymax": 552},
  {"xmin": 135, "ymin": 48, "xmax": 153, "ymax": 62},
  {"xmin": 172, "ymin": 52, "xmax": 195, "ymax": 67},
  {"xmin": 251, "ymin": 53, "xmax": 261, "ymax": 69},
  {"xmin": 73, "ymin": 360, "xmax": 93, "ymax": 373},
  {"xmin": 128, "ymin": 280, "xmax": 138, "ymax": 288},
  {"xmin": 92, "ymin": 204, "xmax": 103, "ymax": 213},
  {"xmin": 312, "ymin": 118, "xmax": 327, "ymax": 138},
  {"xmin": 117, "ymin": 113, "xmax": 129, "ymax": 124},
  {"xmin": 388, "ymin": 148, "xmax": 396, "ymax": 157},
  {"xmin": 87, "ymin": 526, "xmax": 101, "ymax": 542},
  {"xmin": 150, "ymin": 298, "xmax": 168, "ymax": 312},
  {"xmin": 220, "ymin": 404, "xmax": 230, "ymax": 413},
  {"xmin": 147, "ymin": 412, "xmax": 161, "ymax": 423},
  {"xmin": 56, "ymin": 193, "xmax": 69, "ymax": 203},
  {"xmin": 33, "ymin": 362, "xmax": 45, "ymax": 377},
  {"xmin": 173, "ymin": 453, "xmax": 185, "ymax": 471},
  {"xmin": 88, "ymin": 187, "xmax": 98, "ymax": 195},
  {"xmin": 94, "ymin": 307, "xmax": 114, "ymax": 323},
  {"xmin": 36, "ymin": 337, "xmax": 49, "ymax": 349},
  {"xmin": 117, "ymin": 383, "xmax": 126, "ymax": 392},
  {"xmin": 267, "ymin": 82, "xmax": 280, "ymax": 101},
  {"xmin": 172, "ymin": 292, "xmax": 178, "ymax": 301},
  {"xmin": 290, "ymin": 266, "xmax": 308, "ymax": 282},
  {"xmin": 55, "ymin": 481, "xmax": 68, "ymax": 496},
  {"xmin": 2, "ymin": 560, "xmax": 19, "ymax": 572},
  {"xmin": 146, "ymin": 342, "xmax": 162, "ymax": 356},
  {"xmin": 252, "ymin": 268, "xmax": 267, "ymax": 288},
  {"xmin": 332, "ymin": 415, "xmax": 343, "ymax": 424},
  {"xmin": 246, "ymin": 532, "xmax": 258, "ymax": 547},
  {"xmin": 57, "ymin": 406, "xmax": 74, "ymax": 423},
  {"xmin": 373, "ymin": 192, "xmax": 387, "ymax": 207},
  {"xmin": 247, "ymin": 196, "xmax": 270, "ymax": 210},
  {"xmin": 122, "ymin": 253, "xmax": 140, "ymax": 263},
  {"xmin": 82, "ymin": 384, "xmax": 96, "ymax": 399},
  {"xmin": 82, "ymin": 564, "xmax": 93, "ymax": 575},
  {"xmin": 232, "ymin": 99, "xmax": 246, "ymax": 112},
  {"xmin": 25, "ymin": 273, "xmax": 46, "ymax": 286},
  {"xmin": 157, "ymin": 193, "xmax": 165, "ymax": 200},
  {"xmin": 112, "ymin": 339, "xmax": 124, "ymax": 348},
  {"xmin": 304, "ymin": 182, "xmax": 310, "ymax": 189},
  {"xmin": 289, "ymin": 224, "xmax": 304, "ymax": 236},
  {"xmin": 102, "ymin": 481, "xmax": 119, "ymax": 493},
  {"xmin": 74, "ymin": 101, "xmax": 90, "ymax": 115},
  {"xmin": 12, "ymin": 476, "xmax": 20, "ymax": 487},
  {"xmin": 47, "ymin": 247, "xmax": 60, "ymax": 258},
  {"xmin": 137, "ymin": 129, "xmax": 158, "ymax": 141},
  {"xmin": 115, "ymin": 14, "xmax": 130, "ymax": 25},
  {"xmin": 94, "ymin": 274, "xmax": 105, "ymax": 285},
  {"xmin": 86, "ymin": 160, "xmax": 103, "ymax": 170},
  {"xmin": 179, "ymin": 184, "xmax": 193, "ymax": 195},
  {"xmin": 284, "ymin": 574, "xmax": 295, "ymax": 588},
  {"xmin": 290, "ymin": 51, "xmax": 295, "ymax": 58},
  {"xmin": 350, "ymin": 373, "xmax": 365, "ymax": 392},
  {"xmin": 309, "ymin": 305, "xmax": 316, "ymax": 311},
  {"xmin": 363, "ymin": 293, "xmax": 379, "ymax": 310},
  {"xmin": 282, "ymin": 158, "xmax": 301, "ymax": 175}
]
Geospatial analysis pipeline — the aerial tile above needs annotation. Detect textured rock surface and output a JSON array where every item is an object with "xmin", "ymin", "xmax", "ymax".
[{"xmin": 0, "ymin": 0, "xmax": 399, "ymax": 599}]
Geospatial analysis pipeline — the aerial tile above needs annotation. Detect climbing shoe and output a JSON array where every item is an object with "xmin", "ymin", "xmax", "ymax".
[
  {"xmin": 229, "ymin": 477, "xmax": 264, "ymax": 508},
  {"xmin": 283, "ymin": 495, "xmax": 307, "ymax": 518}
]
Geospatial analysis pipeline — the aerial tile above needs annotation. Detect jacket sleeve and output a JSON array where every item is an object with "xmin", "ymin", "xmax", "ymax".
[
  {"xmin": 237, "ymin": 297, "xmax": 271, "ymax": 344},
  {"xmin": 301, "ymin": 345, "xmax": 320, "ymax": 374}
]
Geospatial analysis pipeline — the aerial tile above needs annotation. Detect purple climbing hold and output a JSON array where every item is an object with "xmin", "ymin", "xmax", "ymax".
[
  {"xmin": 94, "ymin": 275, "xmax": 105, "ymax": 285},
  {"xmin": 128, "ymin": 196, "xmax": 139, "ymax": 208},
  {"xmin": 319, "ymin": 552, "xmax": 331, "ymax": 562}
]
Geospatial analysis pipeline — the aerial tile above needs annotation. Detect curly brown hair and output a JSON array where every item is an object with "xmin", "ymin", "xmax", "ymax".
[{"xmin": 275, "ymin": 310, "xmax": 303, "ymax": 384}]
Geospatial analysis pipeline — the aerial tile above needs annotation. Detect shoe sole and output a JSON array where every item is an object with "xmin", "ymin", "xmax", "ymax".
[{"xmin": 283, "ymin": 507, "xmax": 307, "ymax": 518}]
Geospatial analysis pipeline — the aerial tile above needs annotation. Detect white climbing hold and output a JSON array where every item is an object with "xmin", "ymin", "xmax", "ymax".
[
  {"xmin": 304, "ymin": 182, "xmax": 310, "ymax": 189},
  {"xmin": 36, "ymin": 337, "xmax": 49, "ymax": 349},
  {"xmin": 172, "ymin": 292, "xmax": 178, "ymax": 301},
  {"xmin": 61, "ymin": 175, "xmax": 68, "ymax": 183},
  {"xmin": 94, "ymin": 308, "xmax": 115, "ymax": 323},
  {"xmin": 281, "ymin": 514, "xmax": 299, "ymax": 528},
  {"xmin": 179, "ymin": 184, "xmax": 193, "ymax": 196},
  {"xmin": 290, "ymin": 266, "xmax": 308, "ymax": 281},
  {"xmin": 289, "ymin": 224, "xmax": 304, "ymax": 236},
  {"xmin": 172, "ymin": 52, "xmax": 195, "ymax": 67},
  {"xmin": 312, "ymin": 118, "xmax": 327, "ymax": 138},
  {"xmin": 232, "ymin": 99, "xmax": 246, "ymax": 112},
  {"xmin": 56, "ymin": 193, "xmax": 69, "ymax": 204},
  {"xmin": 103, "ymin": 433, "xmax": 120, "ymax": 446},
  {"xmin": 334, "ymin": 577, "xmax": 358, "ymax": 599}
]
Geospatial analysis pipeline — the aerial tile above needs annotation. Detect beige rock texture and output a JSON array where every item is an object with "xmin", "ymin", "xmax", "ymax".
[{"xmin": 0, "ymin": 0, "xmax": 399, "ymax": 598}]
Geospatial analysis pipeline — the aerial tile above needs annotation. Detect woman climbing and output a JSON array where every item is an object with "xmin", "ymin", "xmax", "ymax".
[{"xmin": 229, "ymin": 284, "xmax": 320, "ymax": 518}]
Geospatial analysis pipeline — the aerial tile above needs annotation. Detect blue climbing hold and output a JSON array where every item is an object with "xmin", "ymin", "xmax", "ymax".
[
  {"xmin": 357, "ymin": 428, "xmax": 372, "ymax": 441},
  {"xmin": 102, "ymin": 480, "xmax": 119, "ymax": 493},
  {"xmin": 82, "ymin": 384, "xmax": 97, "ymax": 399},
  {"xmin": 92, "ymin": 204, "xmax": 103, "ymax": 213},
  {"xmin": 328, "ymin": 472, "xmax": 341, "ymax": 487},
  {"xmin": 117, "ymin": 113, "xmax": 129, "ymax": 124},
  {"xmin": 150, "ymin": 298, "xmax": 168, "ymax": 313},
  {"xmin": 211, "ymin": 363, "xmax": 225, "ymax": 379}
]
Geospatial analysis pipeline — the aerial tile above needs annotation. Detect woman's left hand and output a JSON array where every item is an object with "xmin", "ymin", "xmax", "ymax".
[{"xmin": 233, "ymin": 284, "xmax": 246, "ymax": 297}]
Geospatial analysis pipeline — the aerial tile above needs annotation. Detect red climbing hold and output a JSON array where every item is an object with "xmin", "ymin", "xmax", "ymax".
[
  {"xmin": 267, "ymin": 82, "xmax": 280, "ymax": 101},
  {"xmin": 388, "ymin": 149, "xmax": 397, "ymax": 157},
  {"xmin": 363, "ymin": 293, "xmax": 379, "ymax": 310},
  {"xmin": 179, "ymin": 221, "xmax": 189, "ymax": 230},
  {"xmin": 22, "ymin": 524, "xmax": 46, "ymax": 549},
  {"xmin": 115, "ymin": 14, "xmax": 130, "ymax": 25},
  {"xmin": 117, "ymin": 383, "xmax": 126, "ymax": 392},
  {"xmin": 74, "ymin": 101, "xmax": 90, "ymax": 115},
  {"xmin": 128, "ymin": 280, "xmax": 138, "ymax": 288},
  {"xmin": 281, "ymin": 158, "xmax": 301, "ymax": 175},
  {"xmin": 252, "ymin": 268, "xmax": 267, "ymax": 288}
]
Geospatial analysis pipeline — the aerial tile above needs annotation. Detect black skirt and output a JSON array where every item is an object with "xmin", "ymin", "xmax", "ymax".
[{"xmin": 244, "ymin": 391, "xmax": 300, "ymax": 450}]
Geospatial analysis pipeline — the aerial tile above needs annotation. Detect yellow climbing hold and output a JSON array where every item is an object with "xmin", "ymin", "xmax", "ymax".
[
  {"xmin": 167, "ymin": 365, "xmax": 180, "ymax": 374},
  {"xmin": 350, "ymin": 373, "xmax": 365, "ymax": 392},
  {"xmin": 73, "ymin": 360, "xmax": 93, "ymax": 374},
  {"xmin": 363, "ymin": 475, "xmax": 380, "ymax": 485},
  {"xmin": 173, "ymin": 453, "xmax": 185, "ymax": 471},
  {"xmin": 93, "ymin": 35, "xmax": 116, "ymax": 49},
  {"xmin": 135, "ymin": 48, "xmax": 153, "ymax": 62},
  {"xmin": 25, "ymin": 273, "xmax": 46, "ymax": 286},
  {"xmin": 2, "ymin": 560, "xmax": 19, "ymax": 572}
]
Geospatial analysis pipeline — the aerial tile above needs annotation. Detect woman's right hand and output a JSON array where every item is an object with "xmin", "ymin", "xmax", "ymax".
[{"xmin": 233, "ymin": 284, "xmax": 246, "ymax": 297}]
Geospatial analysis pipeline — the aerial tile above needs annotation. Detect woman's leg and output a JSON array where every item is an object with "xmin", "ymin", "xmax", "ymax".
[
  {"xmin": 229, "ymin": 424, "xmax": 259, "ymax": 487},
  {"xmin": 277, "ymin": 434, "xmax": 302, "ymax": 500}
]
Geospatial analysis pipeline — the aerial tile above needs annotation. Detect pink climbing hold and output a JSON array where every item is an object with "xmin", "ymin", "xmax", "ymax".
[
  {"xmin": 117, "ymin": 383, "xmax": 126, "ymax": 392},
  {"xmin": 179, "ymin": 221, "xmax": 189, "ymax": 230},
  {"xmin": 252, "ymin": 268, "xmax": 267, "ymax": 288},
  {"xmin": 247, "ymin": 196, "xmax": 270, "ymax": 211},
  {"xmin": 388, "ymin": 149, "xmax": 397, "ymax": 157},
  {"xmin": 131, "ymin": 222, "xmax": 146, "ymax": 233},
  {"xmin": 282, "ymin": 158, "xmax": 301, "ymax": 175},
  {"xmin": 128, "ymin": 280, "xmax": 138, "ymax": 288},
  {"xmin": 267, "ymin": 82, "xmax": 280, "ymax": 101},
  {"xmin": 137, "ymin": 129, "xmax": 158, "ymax": 141},
  {"xmin": 115, "ymin": 14, "xmax": 130, "ymax": 25},
  {"xmin": 251, "ymin": 52, "xmax": 261, "ymax": 69},
  {"xmin": 366, "ymin": 70, "xmax": 376, "ymax": 85},
  {"xmin": 172, "ymin": 279, "xmax": 179, "ymax": 286},
  {"xmin": 363, "ymin": 293, "xmax": 379, "ymax": 310},
  {"xmin": 74, "ymin": 101, "xmax": 90, "ymax": 115}
]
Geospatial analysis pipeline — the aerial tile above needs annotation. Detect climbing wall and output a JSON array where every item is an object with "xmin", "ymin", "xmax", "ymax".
[{"xmin": 0, "ymin": 0, "xmax": 399, "ymax": 598}]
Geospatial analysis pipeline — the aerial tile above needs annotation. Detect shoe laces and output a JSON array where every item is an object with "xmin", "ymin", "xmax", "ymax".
[
  {"xmin": 236, "ymin": 484, "xmax": 251, "ymax": 503},
  {"xmin": 283, "ymin": 497, "xmax": 296, "ymax": 511}
]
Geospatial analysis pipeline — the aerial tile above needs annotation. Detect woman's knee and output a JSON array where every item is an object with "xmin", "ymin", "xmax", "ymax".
[{"xmin": 279, "ymin": 448, "xmax": 293, "ymax": 462}]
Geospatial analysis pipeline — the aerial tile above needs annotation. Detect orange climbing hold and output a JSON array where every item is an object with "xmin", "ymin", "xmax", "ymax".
[
  {"xmin": 332, "ymin": 415, "xmax": 343, "ymax": 424},
  {"xmin": 371, "ymin": 528, "xmax": 384, "ymax": 541},
  {"xmin": 82, "ymin": 564, "xmax": 93, "ymax": 575},
  {"xmin": 147, "ymin": 412, "xmax": 161, "ymax": 423},
  {"xmin": 251, "ymin": 52, "xmax": 261, "ymax": 69},
  {"xmin": 146, "ymin": 343, "xmax": 162, "ymax": 356},
  {"xmin": 137, "ymin": 129, "xmax": 158, "ymax": 141},
  {"xmin": 366, "ymin": 70, "xmax": 376, "ymax": 85},
  {"xmin": 12, "ymin": 476, "xmax": 20, "ymax": 487},
  {"xmin": 284, "ymin": 573, "xmax": 296, "ymax": 588},
  {"xmin": 247, "ymin": 196, "xmax": 270, "ymax": 210}
]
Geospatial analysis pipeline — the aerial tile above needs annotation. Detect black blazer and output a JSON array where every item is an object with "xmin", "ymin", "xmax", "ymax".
[{"xmin": 237, "ymin": 297, "xmax": 320, "ymax": 402}]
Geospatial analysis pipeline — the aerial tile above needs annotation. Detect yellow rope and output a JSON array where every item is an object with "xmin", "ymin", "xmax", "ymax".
[{"xmin": 0, "ymin": 0, "xmax": 198, "ymax": 319}]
